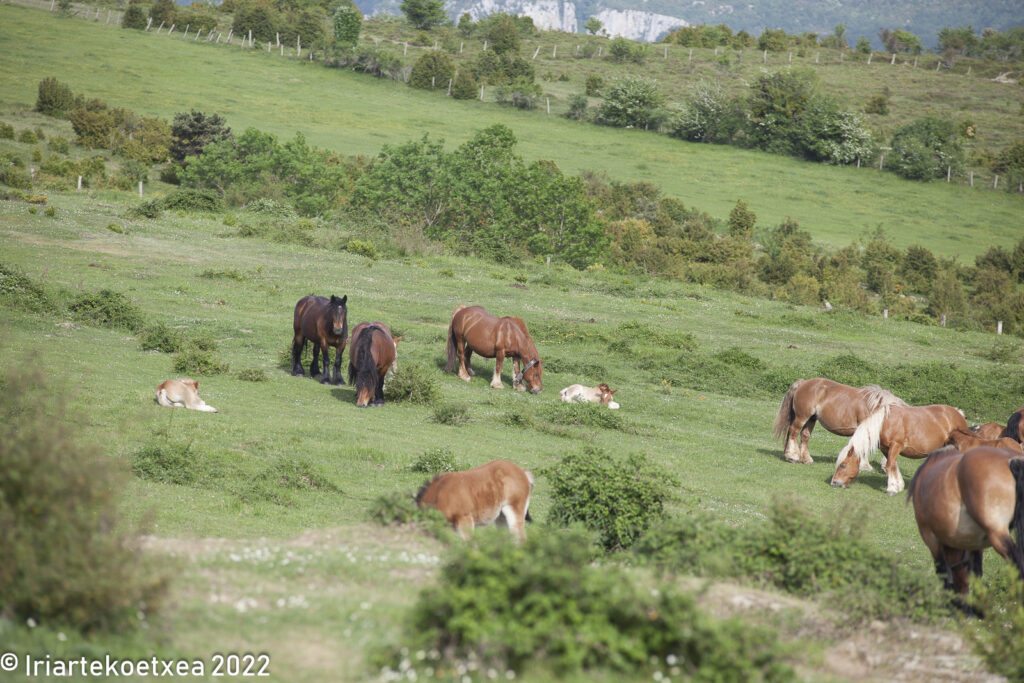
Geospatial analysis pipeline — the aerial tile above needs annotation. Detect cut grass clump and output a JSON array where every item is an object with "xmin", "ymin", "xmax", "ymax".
[
  {"xmin": 69, "ymin": 289, "xmax": 145, "ymax": 331},
  {"xmin": 383, "ymin": 529, "xmax": 790, "ymax": 679},
  {"xmin": 2, "ymin": 369, "xmax": 167, "ymax": 633},
  {"xmin": 431, "ymin": 402, "xmax": 470, "ymax": 426},
  {"xmin": 410, "ymin": 447, "xmax": 461, "ymax": 473},
  {"xmin": 543, "ymin": 448, "xmax": 676, "ymax": 552},
  {"xmin": 131, "ymin": 441, "xmax": 213, "ymax": 487},
  {"xmin": 237, "ymin": 457, "xmax": 341, "ymax": 506},
  {"xmin": 384, "ymin": 361, "xmax": 440, "ymax": 404}
]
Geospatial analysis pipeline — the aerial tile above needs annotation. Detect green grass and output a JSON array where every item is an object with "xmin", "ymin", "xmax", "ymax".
[{"xmin": 1, "ymin": 4, "xmax": 1022, "ymax": 260}]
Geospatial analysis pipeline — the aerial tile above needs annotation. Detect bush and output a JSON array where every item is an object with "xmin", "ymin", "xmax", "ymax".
[
  {"xmin": 384, "ymin": 361, "xmax": 439, "ymax": 404},
  {"xmin": 237, "ymin": 458, "xmax": 341, "ymax": 506},
  {"xmin": 538, "ymin": 401, "xmax": 638, "ymax": 434},
  {"xmin": 584, "ymin": 74, "xmax": 604, "ymax": 96},
  {"xmin": 385, "ymin": 530, "xmax": 790, "ymax": 678},
  {"xmin": 138, "ymin": 322, "xmax": 185, "ymax": 353},
  {"xmin": 410, "ymin": 447, "xmax": 461, "ymax": 473},
  {"xmin": 126, "ymin": 199, "xmax": 163, "ymax": 220},
  {"xmin": 332, "ymin": 1, "xmax": 362, "ymax": 52},
  {"xmin": 162, "ymin": 188, "xmax": 224, "ymax": 212},
  {"xmin": 0, "ymin": 262, "xmax": 59, "ymax": 314},
  {"xmin": 170, "ymin": 110, "xmax": 232, "ymax": 164},
  {"xmin": 597, "ymin": 76, "xmax": 665, "ymax": 130},
  {"xmin": 121, "ymin": 3, "xmax": 148, "ymax": 30},
  {"xmin": 369, "ymin": 491, "xmax": 443, "ymax": 527},
  {"xmin": 35, "ymin": 77, "xmax": 78, "ymax": 119},
  {"xmin": 47, "ymin": 135, "xmax": 70, "ymax": 154},
  {"xmin": 236, "ymin": 368, "xmax": 268, "ymax": 382},
  {"xmin": 345, "ymin": 238, "xmax": 378, "ymax": 259},
  {"xmin": 889, "ymin": 116, "xmax": 966, "ymax": 180},
  {"xmin": 865, "ymin": 93, "xmax": 889, "ymax": 115},
  {"xmin": 69, "ymin": 289, "xmax": 145, "ymax": 331},
  {"xmin": 0, "ymin": 121, "xmax": 14, "ymax": 139},
  {"xmin": 409, "ymin": 51, "xmax": 455, "ymax": 91},
  {"xmin": 1, "ymin": 369, "xmax": 167, "ymax": 632},
  {"xmin": 450, "ymin": 69, "xmax": 478, "ymax": 100},
  {"xmin": 495, "ymin": 77, "xmax": 542, "ymax": 109},
  {"xmin": 565, "ymin": 93, "xmax": 589, "ymax": 121},
  {"xmin": 967, "ymin": 563, "xmax": 1024, "ymax": 679},
  {"xmin": 543, "ymin": 448, "xmax": 676, "ymax": 551},
  {"xmin": 431, "ymin": 403, "xmax": 470, "ymax": 425},
  {"xmin": 132, "ymin": 441, "xmax": 208, "ymax": 486}
]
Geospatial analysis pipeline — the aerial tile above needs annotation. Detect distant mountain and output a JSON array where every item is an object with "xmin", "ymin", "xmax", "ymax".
[{"xmin": 352, "ymin": 0, "xmax": 1024, "ymax": 46}]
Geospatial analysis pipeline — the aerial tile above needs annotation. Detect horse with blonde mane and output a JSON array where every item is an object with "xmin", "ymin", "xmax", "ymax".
[
  {"xmin": 947, "ymin": 427, "xmax": 1023, "ymax": 454},
  {"xmin": 415, "ymin": 460, "xmax": 534, "ymax": 542},
  {"xmin": 907, "ymin": 446, "xmax": 1024, "ymax": 599},
  {"xmin": 831, "ymin": 404, "xmax": 968, "ymax": 494},
  {"xmin": 445, "ymin": 305, "xmax": 543, "ymax": 394},
  {"xmin": 347, "ymin": 322, "xmax": 398, "ymax": 407},
  {"xmin": 772, "ymin": 378, "xmax": 905, "ymax": 465}
]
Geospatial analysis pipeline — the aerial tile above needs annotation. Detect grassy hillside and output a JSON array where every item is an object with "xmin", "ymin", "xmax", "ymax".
[{"xmin": 1, "ymin": 3, "xmax": 1022, "ymax": 261}]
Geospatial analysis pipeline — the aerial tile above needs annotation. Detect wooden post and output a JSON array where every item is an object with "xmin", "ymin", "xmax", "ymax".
[
  {"xmin": 248, "ymin": 30, "xmax": 252, "ymax": 47},
  {"xmin": 404, "ymin": 42, "xmax": 407, "ymax": 55},
  {"xmin": 532, "ymin": 46, "xmax": 540, "ymax": 60},
  {"xmin": 913, "ymin": 56, "xmax": 918, "ymax": 68},
  {"xmin": 106, "ymin": 10, "xmax": 110, "ymax": 23},
  {"xmin": 936, "ymin": 60, "xmax": 941, "ymax": 71},
  {"xmin": 546, "ymin": 97, "xmax": 550, "ymax": 114},
  {"xmin": 297, "ymin": 36, "xmax": 300, "ymax": 57},
  {"xmin": 598, "ymin": 47, "xmax": 602, "ymax": 56},
  {"xmin": 217, "ymin": 33, "xmax": 222, "ymax": 43},
  {"xmin": 947, "ymin": 167, "xmax": 951, "ymax": 182},
  {"xmin": 553, "ymin": 45, "xmax": 557, "ymax": 58},
  {"xmin": 480, "ymin": 85, "xmax": 484, "ymax": 100},
  {"xmin": 663, "ymin": 45, "xmax": 667, "ymax": 58},
  {"xmin": 267, "ymin": 41, "xmax": 271, "ymax": 52},
  {"xmin": 890, "ymin": 53, "xmax": 896, "ymax": 64},
  {"xmin": 815, "ymin": 51, "xmax": 819, "ymax": 63},
  {"xmin": 138, "ymin": 181, "xmax": 143, "ymax": 197},
  {"xmin": 168, "ymin": 24, "xmax": 175, "ymax": 36},
  {"xmin": 763, "ymin": 49, "xmax": 767, "ymax": 63},
  {"xmin": 857, "ymin": 158, "xmax": 861, "ymax": 168},
  {"xmin": 970, "ymin": 171, "xmax": 974, "ymax": 186},
  {"xmin": 157, "ymin": 21, "xmax": 164, "ymax": 33},
  {"xmin": 788, "ymin": 51, "xmax": 792, "ymax": 63},
  {"xmin": 280, "ymin": 44, "xmax": 283, "ymax": 56},
  {"xmin": 1019, "ymin": 181, "xmax": 1022, "ymax": 194},
  {"xmin": 879, "ymin": 154, "xmax": 884, "ymax": 170},
  {"xmin": 940, "ymin": 314, "xmax": 946, "ymax": 327},
  {"xmin": 146, "ymin": 17, "xmax": 152, "ymax": 30},
  {"xmin": 867, "ymin": 52, "xmax": 872, "ymax": 64},
  {"xmin": 431, "ymin": 76, "xmax": 435, "ymax": 87},
  {"xmin": 276, "ymin": 32, "xmax": 280, "ymax": 47},
  {"xmin": 77, "ymin": 176, "xmax": 82, "ymax": 190},
  {"xmin": 575, "ymin": 44, "xmax": 579, "ymax": 56},
  {"xmin": 226, "ymin": 29, "xmax": 232, "ymax": 42},
  {"xmin": 184, "ymin": 24, "xmax": 189, "ymax": 37},
  {"xmin": 883, "ymin": 309, "xmax": 888, "ymax": 319},
  {"xmin": 483, "ymin": 40, "xmax": 487, "ymax": 51},
  {"xmin": 48, "ymin": 0, "xmax": 53, "ymax": 10},
  {"xmin": 967, "ymin": 65, "xmax": 971, "ymax": 75},
  {"xmin": 460, "ymin": 41, "xmax": 463, "ymax": 53},
  {"xmin": 994, "ymin": 175, "xmax": 999, "ymax": 189},
  {"xmin": 998, "ymin": 321, "xmax": 1003, "ymax": 335},
  {"xmin": 689, "ymin": 48, "xmax": 692, "ymax": 62},
  {"xmin": 447, "ymin": 78, "xmax": 452, "ymax": 96}
]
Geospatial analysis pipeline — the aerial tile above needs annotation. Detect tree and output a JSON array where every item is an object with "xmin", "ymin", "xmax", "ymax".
[
  {"xmin": 727, "ymin": 200, "xmax": 756, "ymax": 239},
  {"xmin": 149, "ymin": 0, "xmax": 177, "ymax": 28},
  {"xmin": 232, "ymin": 2, "xmax": 279, "ymax": 44},
  {"xmin": 889, "ymin": 116, "xmax": 965, "ymax": 180},
  {"xmin": 457, "ymin": 12, "xmax": 474, "ymax": 36},
  {"xmin": 332, "ymin": 1, "xmax": 362, "ymax": 51},
  {"xmin": 486, "ymin": 15, "xmax": 521, "ymax": 55},
  {"xmin": 121, "ymin": 3, "xmax": 148, "ymax": 30},
  {"xmin": 399, "ymin": 0, "xmax": 446, "ymax": 30},
  {"xmin": 584, "ymin": 17, "xmax": 602, "ymax": 35},
  {"xmin": 745, "ymin": 69, "xmax": 817, "ymax": 154},
  {"xmin": 937, "ymin": 25, "xmax": 979, "ymax": 56},
  {"xmin": 879, "ymin": 28, "xmax": 923, "ymax": 54},
  {"xmin": 170, "ymin": 110, "xmax": 232, "ymax": 164},
  {"xmin": 855, "ymin": 36, "xmax": 871, "ymax": 54},
  {"xmin": 793, "ymin": 97, "xmax": 872, "ymax": 165},
  {"xmin": 409, "ymin": 52, "xmax": 454, "ymax": 90},
  {"xmin": 35, "ymin": 77, "xmax": 78, "ymax": 119},
  {"xmin": 450, "ymin": 70, "xmax": 478, "ymax": 100},
  {"xmin": 669, "ymin": 79, "xmax": 741, "ymax": 144},
  {"xmin": 596, "ymin": 76, "xmax": 665, "ymax": 130}
]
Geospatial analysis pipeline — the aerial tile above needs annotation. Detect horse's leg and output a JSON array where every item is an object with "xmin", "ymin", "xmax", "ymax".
[
  {"xmin": 798, "ymin": 416, "xmax": 816, "ymax": 464},
  {"xmin": 885, "ymin": 442, "xmax": 905, "ymax": 495},
  {"xmin": 501, "ymin": 503, "xmax": 527, "ymax": 544},
  {"xmin": 512, "ymin": 357, "xmax": 525, "ymax": 392},
  {"xmin": 464, "ymin": 346, "xmax": 475, "ymax": 376},
  {"xmin": 453, "ymin": 516, "xmax": 474, "ymax": 541},
  {"xmin": 455, "ymin": 335, "xmax": 472, "ymax": 382},
  {"xmin": 291, "ymin": 334, "xmax": 306, "ymax": 376},
  {"xmin": 318, "ymin": 344, "xmax": 332, "ymax": 383},
  {"xmin": 372, "ymin": 370, "xmax": 385, "ymax": 406},
  {"xmin": 490, "ymin": 351, "xmax": 505, "ymax": 389},
  {"xmin": 310, "ymin": 344, "xmax": 321, "ymax": 379},
  {"xmin": 969, "ymin": 550, "xmax": 984, "ymax": 579},
  {"xmin": 331, "ymin": 344, "xmax": 344, "ymax": 385}
]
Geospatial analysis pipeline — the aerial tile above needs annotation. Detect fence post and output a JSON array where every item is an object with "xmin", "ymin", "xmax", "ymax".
[
  {"xmin": 947, "ymin": 167, "xmax": 951, "ymax": 182},
  {"xmin": 297, "ymin": 36, "xmax": 300, "ymax": 57},
  {"xmin": 815, "ymin": 51, "xmax": 819, "ymax": 63},
  {"xmin": 138, "ymin": 181, "xmax": 143, "ymax": 197},
  {"xmin": 157, "ymin": 21, "xmax": 164, "ymax": 33},
  {"xmin": 532, "ymin": 46, "xmax": 540, "ymax": 60},
  {"xmin": 553, "ymin": 45, "xmax": 557, "ymax": 58},
  {"xmin": 480, "ymin": 85, "xmax": 484, "ymax": 101},
  {"xmin": 940, "ymin": 314, "xmax": 946, "ymax": 327},
  {"xmin": 663, "ymin": 45, "xmax": 667, "ymax": 58},
  {"xmin": 967, "ymin": 65, "xmax": 971, "ymax": 75},
  {"xmin": 276, "ymin": 32, "xmax": 279, "ymax": 47},
  {"xmin": 404, "ymin": 42, "xmax": 407, "ymax": 55},
  {"xmin": 146, "ymin": 17, "xmax": 152, "ymax": 30},
  {"xmin": 994, "ymin": 175, "xmax": 999, "ymax": 189},
  {"xmin": 883, "ymin": 309, "xmax": 888, "ymax": 319},
  {"xmin": 879, "ymin": 154, "xmax": 884, "ymax": 170},
  {"xmin": 183, "ymin": 24, "xmax": 189, "ymax": 37},
  {"xmin": 763, "ymin": 49, "xmax": 767, "ymax": 63},
  {"xmin": 689, "ymin": 48, "xmax": 692, "ymax": 62},
  {"xmin": 546, "ymin": 97, "xmax": 550, "ymax": 114},
  {"xmin": 970, "ymin": 171, "xmax": 974, "ymax": 186},
  {"xmin": 483, "ymin": 40, "xmax": 487, "ymax": 51},
  {"xmin": 461, "ymin": 41, "xmax": 464, "ymax": 53},
  {"xmin": 913, "ymin": 56, "xmax": 918, "ymax": 68},
  {"xmin": 77, "ymin": 176, "xmax": 82, "ymax": 190},
  {"xmin": 890, "ymin": 53, "xmax": 896, "ymax": 64},
  {"xmin": 867, "ymin": 51, "xmax": 872, "ymax": 64},
  {"xmin": 168, "ymin": 24, "xmax": 174, "ymax": 35},
  {"xmin": 788, "ymin": 51, "xmax": 792, "ymax": 63},
  {"xmin": 998, "ymin": 321, "xmax": 1003, "ymax": 335}
]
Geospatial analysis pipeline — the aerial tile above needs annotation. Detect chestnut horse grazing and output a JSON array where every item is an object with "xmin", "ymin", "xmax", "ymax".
[
  {"xmin": 831, "ymin": 404, "xmax": 968, "ymax": 494},
  {"xmin": 559, "ymin": 383, "xmax": 619, "ymax": 409},
  {"xmin": 415, "ymin": 460, "xmax": 534, "ymax": 542},
  {"xmin": 972, "ymin": 422, "xmax": 1007, "ymax": 440},
  {"xmin": 947, "ymin": 428, "xmax": 1023, "ymax": 454},
  {"xmin": 773, "ymin": 378, "xmax": 905, "ymax": 465},
  {"xmin": 445, "ymin": 305, "xmax": 542, "ymax": 393},
  {"xmin": 1006, "ymin": 405, "xmax": 1024, "ymax": 442},
  {"xmin": 907, "ymin": 446, "xmax": 1024, "ymax": 597},
  {"xmin": 347, "ymin": 322, "xmax": 398, "ymax": 407},
  {"xmin": 292, "ymin": 295, "xmax": 348, "ymax": 384}
]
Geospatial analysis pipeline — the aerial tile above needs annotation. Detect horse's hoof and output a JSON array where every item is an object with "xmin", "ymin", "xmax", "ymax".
[{"xmin": 291, "ymin": 369, "xmax": 304, "ymax": 377}]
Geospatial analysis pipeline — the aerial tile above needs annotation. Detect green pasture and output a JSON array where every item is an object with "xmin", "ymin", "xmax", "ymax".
[
  {"xmin": 1, "ymin": 167, "xmax": 1021, "ymax": 677},
  {"xmin": 1, "ymin": 3, "xmax": 1022, "ymax": 261}
]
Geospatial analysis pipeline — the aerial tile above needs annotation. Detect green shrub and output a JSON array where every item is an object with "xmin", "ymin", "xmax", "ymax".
[
  {"xmin": 597, "ymin": 76, "xmax": 665, "ymax": 129},
  {"xmin": 584, "ymin": 74, "xmax": 603, "ymax": 96},
  {"xmin": 384, "ymin": 361, "xmax": 439, "ymax": 404},
  {"xmin": 409, "ymin": 51, "xmax": 454, "ymax": 91},
  {"xmin": 236, "ymin": 368, "xmax": 268, "ymax": 382},
  {"xmin": 410, "ymin": 447, "xmax": 461, "ymax": 473},
  {"xmin": 138, "ymin": 322, "xmax": 185, "ymax": 353},
  {"xmin": 172, "ymin": 345, "xmax": 229, "ymax": 375},
  {"xmin": 431, "ymin": 403, "xmax": 470, "ymax": 425},
  {"xmin": 18, "ymin": 130, "xmax": 38, "ymax": 145},
  {"xmin": 69, "ymin": 289, "xmax": 145, "ymax": 331},
  {"xmin": 369, "ymin": 491, "xmax": 444, "ymax": 527},
  {"xmin": 385, "ymin": 530, "xmax": 790, "ymax": 678},
  {"xmin": 543, "ymin": 448, "xmax": 676, "ymax": 551},
  {"xmin": 345, "ymin": 239, "xmax": 378, "ymax": 259},
  {"xmin": 121, "ymin": 3, "xmax": 148, "ymax": 30},
  {"xmin": 0, "ymin": 162, "xmax": 33, "ymax": 190},
  {"xmin": 450, "ymin": 69, "xmax": 478, "ymax": 100},
  {"xmin": 0, "ymin": 121, "xmax": 14, "ymax": 139},
  {"xmin": 865, "ymin": 93, "xmax": 889, "ymax": 115},
  {"xmin": 131, "ymin": 441, "xmax": 208, "ymax": 486},
  {"xmin": 126, "ymin": 199, "xmax": 163, "ymax": 220},
  {"xmin": 565, "ymin": 93, "xmax": 589, "ymax": 121},
  {"xmin": 1, "ymin": 369, "xmax": 167, "ymax": 633},
  {"xmin": 43, "ymin": 206, "xmax": 56, "ymax": 218},
  {"xmin": 35, "ymin": 77, "xmax": 79, "ymax": 119},
  {"xmin": 538, "ymin": 401, "xmax": 638, "ymax": 434},
  {"xmin": 162, "ymin": 188, "xmax": 223, "ymax": 212},
  {"xmin": 966, "ymin": 563, "xmax": 1024, "ymax": 679},
  {"xmin": 237, "ymin": 457, "xmax": 341, "ymax": 506},
  {"xmin": 0, "ymin": 262, "xmax": 59, "ymax": 314}
]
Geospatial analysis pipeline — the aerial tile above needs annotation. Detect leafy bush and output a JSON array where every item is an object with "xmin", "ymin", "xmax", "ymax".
[
  {"xmin": 584, "ymin": 74, "xmax": 603, "ymax": 95},
  {"xmin": 0, "ymin": 121, "xmax": 14, "ymax": 139},
  {"xmin": 597, "ymin": 76, "xmax": 665, "ymax": 129},
  {"xmin": 0, "ymin": 262, "xmax": 59, "ymax": 314},
  {"xmin": 538, "ymin": 401, "xmax": 638, "ymax": 434},
  {"xmin": 47, "ymin": 135, "xmax": 70, "ymax": 154},
  {"xmin": 69, "ymin": 289, "xmax": 145, "ymax": 331},
  {"xmin": 1, "ymin": 370, "xmax": 167, "ymax": 632},
  {"xmin": 450, "ymin": 69, "xmax": 478, "ymax": 100},
  {"xmin": 162, "ymin": 188, "xmax": 224, "ymax": 212},
  {"xmin": 345, "ymin": 238, "xmax": 377, "ymax": 259},
  {"xmin": 543, "ymin": 448, "xmax": 675, "ymax": 551},
  {"xmin": 889, "ymin": 116, "xmax": 965, "ymax": 180},
  {"xmin": 121, "ymin": 3, "xmax": 148, "ymax": 30},
  {"xmin": 138, "ymin": 323, "xmax": 185, "ymax": 353},
  {"xmin": 236, "ymin": 368, "xmax": 268, "ymax": 382},
  {"xmin": 431, "ymin": 403, "xmax": 470, "ymax": 426},
  {"xmin": 35, "ymin": 77, "xmax": 79, "ymax": 119},
  {"xmin": 410, "ymin": 447, "xmax": 461, "ymax": 473},
  {"xmin": 495, "ymin": 77, "xmax": 542, "ymax": 109},
  {"xmin": 126, "ymin": 199, "xmax": 163, "ymax": 220},
  {"xmin": 237, "ymin": 458, "xmax": 341, "ymax": 506},
  {"xmin": 565, "ymin": 93, "xmax": 589, "ymax": 121},
  {"xmin": 384, "ymin": 361, "xmax": 440, "ymax": 404},
  {"xmin": 966, "ymin": 563, "xmax": 1024, "ymax": 679},
  {"xmin": 132, "ymin": 441, "xmax": 208, "ymax": 486},
  {"xmin": 170, "ymin": 110, "xmax": 232, "ymax": 164},
  {"xmin": 368, "ymin": 491, "xmax": 446, "ymax": 528},
  {"xmin": 332, "ymin": 1, "xmax": 362, "ymax": 51},
  {"xmin": 865, "ymin": 93, "xmax": 890, "ymax": 115},
  {"xmin": 409, "ymin": 51, "xmax": 454, "ymax": 91},
  {"xmin": 172, "ymin": 344, "xmax": 229, "ymax": 375},
  {"xmin": 607, "ymin": 37, "xmax": 646, "ymax": 63},
  {"xmin": 386, "ymin": 530, "xmax": 790, "ymax": 678}
]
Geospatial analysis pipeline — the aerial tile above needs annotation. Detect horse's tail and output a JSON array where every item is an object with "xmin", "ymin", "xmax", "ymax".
[
  {"xmin": 350, "ymin": 327, "xmax": 379, "ymax": 399},
  {"xmin": 838, "ymin": 402, "xmax": 890, "ymax": 468},
  {"xmin": 444, "ymin": 309, "xmax": 463, "ymax": 373},
  {"xmin": 772, "ymin": 380, "xmax": 802, "ymax": 441},
  {"xmin": 861, "ymin": 384, "xmax": 907, "ymax": 412},
  {"xmin": 1007, "ymin": 410, "xmax": 1024, "ymax": 443},
  {"xmin": 524, "ymin": 469, "xmax": 534, "ymax": 522},
  {"xmin": 1007, "ymin": 458, "xmax": 1024, "ymax": 578}
]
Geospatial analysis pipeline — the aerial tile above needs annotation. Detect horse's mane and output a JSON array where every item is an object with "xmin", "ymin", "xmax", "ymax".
[
  {"xmin": 414, "ymin": 472, "xmax": 447, "ymax": 505},
  {"xmin": 905, "ymin": 446, "xmax": 960, "ymax": 505},
  {"xmin": 507, "ymin": 317, "xmax": 539, "ymax": 360},
  {"xmin": 859, "ymin": 385, "xmax": 906, "ymax": 411}
]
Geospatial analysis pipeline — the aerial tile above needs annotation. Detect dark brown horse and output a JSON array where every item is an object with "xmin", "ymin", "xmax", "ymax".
[
  {"xmin": 415, "ymin": 460, "xmax": 534, "ymax": 542},
  {"xmin": 907, "ymin": 446, "xmax": 1024, "ymax": 597},
  {"xmin": 347, "ymin": 322, "xmax": 398, "ymax": 407},
  {"xmin": 1006, "ymin": 405, "xmax": 1024, "ymax": 442},
  {"xmin": 972, "ymin": 422, "xmax": 1007, "ymax": 440},
  {"xmin": 292, "ymin": 295, "xmax": 348, "ymax": 384},
  {"xmin": 445, "ymin": 305, "xmax": 542, "ymax": 394},
  {"xmin": 773, "ymin": 378, "xmax": 905, "ymax": 465},
  {"xmin": 831, "ymin": 404, "xmax": 968, "ymax": 495},
  {"xmin": 948, "ymin": 427, "xmax": 1023, "ymax": 454}
]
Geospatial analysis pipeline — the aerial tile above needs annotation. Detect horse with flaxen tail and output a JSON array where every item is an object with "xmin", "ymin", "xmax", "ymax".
[
  {"xmin": 772, "ymin": 378, "xmax": 905, "ymax": 465},
  {"xmin": 445, "ymin": 305, "xmax": 542, "ymax": 393},
  {"xmin": 347, "ymin": 322, "xmax": 397, "ymax": 407},
  {"xmin": 907, "ymin": 446, "xmax": 1024, "ymax": 600}
]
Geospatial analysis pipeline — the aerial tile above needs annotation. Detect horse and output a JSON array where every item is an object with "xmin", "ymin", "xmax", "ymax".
[
  {"xmin": 559, "ymin": 383, "xmax": 619, "ymax": 409},
  {"xmin": 347, "ymin": 322, "xmax": 398, "ymax": 407},
  {"xmin": 831, "ymin": 404, "xmax": 968, "ymax": 495},
  {"xmin": 772, "ymin": 378, "xmax": 906, "ymax": 465},
  {"xmin": 291, "ymin": 294, "xmax": 348, "ymax": 385},
  {"xmin": 155, "ymin": 378, "xmax": 217, "ymax": 412},
  {"xmin": 415, "ymin": 460, "xmax": 534, "ymax": 543},
  {"xmin": 947, "ymin": 427, "xmax": 1023, "ymax": 454},
  {"xmin": 1006, "ymin": 405, "xmax": 1024, "ymax": 442},
  {"xmin": 906, "ymin": 446, "xmax": 1024, "ymax": 599},
  {"xmin": 972, "ymin": 422, "xmax": 1007, "ymax": 440},
  {"xmin": 445, "ymin": 305, "xmax": 543, "ymax": 394}
]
